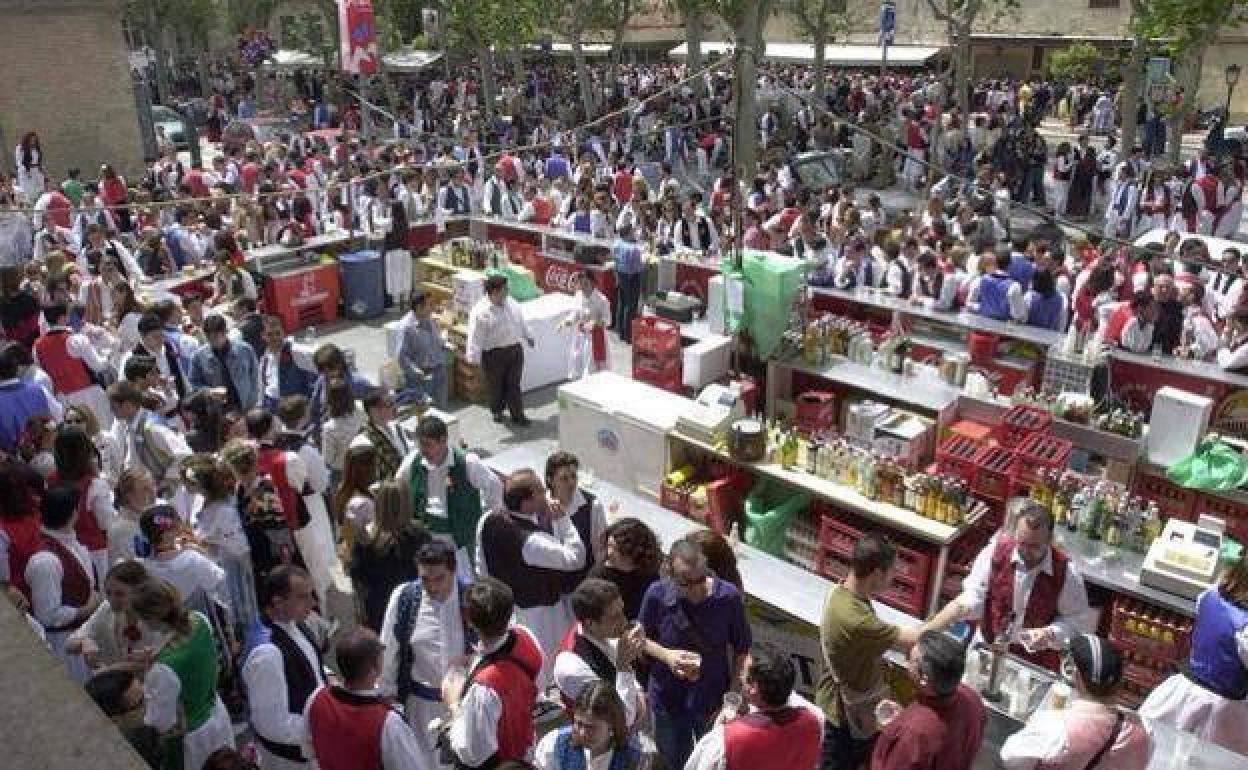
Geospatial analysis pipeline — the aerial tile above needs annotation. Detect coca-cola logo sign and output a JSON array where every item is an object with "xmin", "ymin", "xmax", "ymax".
[{"xmin": 544, "ymin": 262, "xmax": 576, "ymax": 294}]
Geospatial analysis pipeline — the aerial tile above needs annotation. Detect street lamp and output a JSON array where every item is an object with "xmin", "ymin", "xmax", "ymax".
[{"xmin": 1225, "ymin": 63, "xmax": 1241, "ymax": 118}]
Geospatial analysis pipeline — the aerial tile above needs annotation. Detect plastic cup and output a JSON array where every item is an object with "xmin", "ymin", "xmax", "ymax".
[{"xmin": 874, "ymin": 699, "xmax": 902, "ymax": 726}]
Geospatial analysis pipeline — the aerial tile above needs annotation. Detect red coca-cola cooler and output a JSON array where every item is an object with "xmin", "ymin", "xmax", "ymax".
[{"xmin": 264, "ymin": 262, "xmax": 341, "ymax": 333}]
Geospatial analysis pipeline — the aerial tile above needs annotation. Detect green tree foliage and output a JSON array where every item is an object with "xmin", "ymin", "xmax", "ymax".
[{"xmin": 1048, "ymin": 42, "xmax": 1113, "ymax": 83}]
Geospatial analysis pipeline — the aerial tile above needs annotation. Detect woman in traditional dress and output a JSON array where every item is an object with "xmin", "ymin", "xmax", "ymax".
[
  {"xmin": 132, "ymin": 577, "xmax": 235, "ymax": 770},
  {"xmin": 1140, "ymin": 554, "xmax": 1248, "ymax": 755}
]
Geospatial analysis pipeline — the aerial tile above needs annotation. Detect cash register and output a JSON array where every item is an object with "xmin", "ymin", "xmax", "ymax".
[
  {"xmin": 1141, "ymin": 515, "xmax": 1226, "ymax": 600},
  {"xmin": 676, "ymin": 384, "xmax": 747, "ymax": 444}
]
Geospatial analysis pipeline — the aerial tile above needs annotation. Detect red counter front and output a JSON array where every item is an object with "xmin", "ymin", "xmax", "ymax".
[{"xmin": 264, "ymin": 262, "xmax": 341, "ymax": 333}]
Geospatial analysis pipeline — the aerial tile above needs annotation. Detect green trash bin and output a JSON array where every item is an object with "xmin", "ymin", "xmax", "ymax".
[{"xmin": 743, "ymin": 478, "xmax": 810, "ymax": 557}]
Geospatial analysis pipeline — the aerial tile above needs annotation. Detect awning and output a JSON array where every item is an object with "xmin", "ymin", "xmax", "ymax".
[
  {"xmin": 529, "ymin": 42, "xmax": 614, "ymax": 57},
  {"xmin": 668, "ymin": 41, "xmax": 944, "ymax": 67},
  {"xmin": 265, "ymin": 49, "xmax": 324, "ymax": 70},
  {"xmin": 383, "ymin": 49, "xmax": 444, "ymax": 72}
]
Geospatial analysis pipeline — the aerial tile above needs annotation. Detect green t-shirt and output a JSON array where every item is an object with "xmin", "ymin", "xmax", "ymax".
[
  {"xmin": 815, "ymin": 585, "xmax": 900, "ymax": 726},
  {"xmin": 61, "ymin": 179, "xmax": 85, "ymax": 207}
]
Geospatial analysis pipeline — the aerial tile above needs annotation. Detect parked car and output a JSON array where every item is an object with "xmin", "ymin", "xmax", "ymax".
[
  {"xmin": 221, "ymin": 116, "xmax": 301, "ymax": 155},
  {"xmin": 150, "ymin": 105, "xmax": 189, "ymax": 150}
]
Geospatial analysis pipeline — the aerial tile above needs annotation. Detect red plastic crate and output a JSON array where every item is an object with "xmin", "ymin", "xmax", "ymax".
[
  {"xmin": 1133, "ymin": 473, "xmax": 1197, "ymax": 521},
  {"xmin": 878, "ymin": 577, "xmax": 928, "ymax": 617},
  {"xmin": 971, "ymin": 445, "xmax": 1018, "ymax": 501},
  {"xmin": 993, "ymin": 404, "xmax": 1053, "ymax": 448},
  {"xmin": 1011, "ymin": 432, "xmax": 1072, "ymax": 486},
  {"xmin": 795, "ymin": 391, "xmax": 838, "ymax": 435},
  {"xmin": 704, "ymin": 471, "xmax": 753, "ymax": 535},
  {"xmin": 1193, "ymin": 492, "xmax": 1248, "ymax": 543},
  {"xmin": 631, "ymin": 316, "xmax": 682, "ymax": 356},
  {"xmin": 936, "ymin": 434, "xmax": 985, "ymax": 480},
  {"xmin": 818, "ymin": 514, "xmax": 863, "ymax": 560},
  {"xmin": 659, "ymin": 482, "xmax": 690, "ymax": 515}
]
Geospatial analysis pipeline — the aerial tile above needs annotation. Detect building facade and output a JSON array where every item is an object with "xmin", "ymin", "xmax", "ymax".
[{"xmin": 0, "ymin": 0, "xmax": 145, "ymax": 179}]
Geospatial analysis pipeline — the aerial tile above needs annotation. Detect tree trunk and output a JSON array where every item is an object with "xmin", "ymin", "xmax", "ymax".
[
  {"xmin": 510, "ymin": 44, "xmax": 526, "ymax": 90},
  {"xmin": 1118, "ymin": 32, "xmax": 1148, "ymax": 157},
  {"xmin": 1166, "ymin": 43, "xmax": 1208, "ymax": 166},
  {"xmin": 684, "ymin": 5, "xmax": 705, "ymax": 96},
  {"xmin": 570, "ymin": 25, "xmax": 597, "ymax": 121},
  {"xmin": 148, "ymin": 4, "xmax": 172, "ymax": 104},
  {"xmin": 732, "ymin": 2, "xmax": 769, "ymax": 184},
  {"xmin": 954, "ymin": 24, "xmax": 972, "ymax": 116},
  {"xmin": 608, "ymin": 0, "xmax": 630, "ymax": 98},
  {"xmin": 478, "ymin": 43, "xmax": 498, "ymax": 117},
  {"xmin": 812, "ymin": 31, "xmax": 827, "ymax": 106}
]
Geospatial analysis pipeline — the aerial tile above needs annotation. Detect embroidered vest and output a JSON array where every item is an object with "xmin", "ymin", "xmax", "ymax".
[
  {"xmin": 407, "ymin": 448, "xmax": 483, "ymax": 550},
  {"xmin": 983, "ymin": 535, "xmax": 1068, "ymax": 670}
]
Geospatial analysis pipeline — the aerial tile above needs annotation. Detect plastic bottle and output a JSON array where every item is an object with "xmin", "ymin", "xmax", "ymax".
[{"xmin": 1067, "ymin": 489, "xmax": 1086, "ymax": 533}]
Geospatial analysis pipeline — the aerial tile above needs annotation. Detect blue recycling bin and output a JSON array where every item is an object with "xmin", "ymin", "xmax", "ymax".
[{"xmin": 338, "ymin": 250, "xmax": 385, "ymax": 320}]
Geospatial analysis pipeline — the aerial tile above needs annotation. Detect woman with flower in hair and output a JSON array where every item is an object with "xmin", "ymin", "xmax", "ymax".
[
  {"xmin": 139, "ymin": 504, "xmax": 226, "ymax": 611},
  {"xmin": 185, "ymin": 454, "xmax": 259, "ymax": 630}
]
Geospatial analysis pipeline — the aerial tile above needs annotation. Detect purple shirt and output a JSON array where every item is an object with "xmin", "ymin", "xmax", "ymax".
[{"xmin": 639, "ymin": 576, "xmax": 752, "ymax": 716}]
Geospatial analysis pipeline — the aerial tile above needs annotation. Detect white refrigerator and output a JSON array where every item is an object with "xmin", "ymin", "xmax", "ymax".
[{"xmin": 558, "ymin": 372, "xmax": 694, "ymax": 495}]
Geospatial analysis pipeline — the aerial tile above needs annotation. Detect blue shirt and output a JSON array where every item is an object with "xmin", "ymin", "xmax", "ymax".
[
  {"xmin": 612, "ymin": 239, "xmax": 644, "ymax": 275},
  {"xmin": 639, "ymin": 576, "xmax": 751, "ymax": 716}
]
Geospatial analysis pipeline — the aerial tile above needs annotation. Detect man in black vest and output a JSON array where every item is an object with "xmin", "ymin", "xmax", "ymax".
[
  {"xmin": 545, "ymin": 450, "xmax": 606, "ymax": 594},
  {"xmin": 241, "ymin": 565, "xmax": 326, "ymax": 770},
  {"xmin": 553, "ymin": 578, "xmax": 646, "ymax": 729},
  {"xmin": 475, "ymin": 469, "xmax": 585, "ymax": 690}
]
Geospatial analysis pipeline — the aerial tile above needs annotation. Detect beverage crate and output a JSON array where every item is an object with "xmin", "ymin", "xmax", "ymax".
[
  {"xmin": 1107, "ymin": 596, "xmax": 1192, "ymax": 664},
  {"xmin": 1011, "ymin": 433, "xmax": 1072, "ymax": 486},
  {"xmin": 631, "ymin": 316, "xmax": 682, "ymax": 357},
  {"xmin": 1132, "ymin": 472, "xmax": 1197, "ymax": 521},
  {"xmin": 818, "ymin": 513, "xmax": 863, "ymax": 560},
  {"xmin": 1041, "ymin": 352, "xmax": 1097, "ymax": 396},
  {"xmin": 1193, "ymin": 492, "xmax": 1248, "ymax": 544},
  {"xmin": 814, "ymin": 547, "xmax": 927, "ymax": 616},
  {"xmin": 633, "ymin": 364, "xmax": 683, "ymax": 393},
  {"xmin": 935, "ymin": 434, "xmax": 985, "ymax": 480},
  {"xmin": 993, "ymin": 404, "xmax": 1053, "ymax": 448},
  {"xmin": 971, "ymin": 445, "xmax": 1018, "ymax": 501},
  {"xmin": 659, "ymin": 482, "xmax": 691, "ymax": 516}
]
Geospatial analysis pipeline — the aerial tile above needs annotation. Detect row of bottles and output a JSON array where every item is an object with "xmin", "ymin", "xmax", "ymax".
[
  {"xmin": 1116, "ymin": 599, "xmax": 1192, "ymax": 651},
  {"xmin": 1009, "ymin": 388, "xmax": 1145, "ymax": 438},
  {"xmin": 802, "ymin": 315, "xmax": 874, "ymax": 367},
  {"xmin": 877, "ymin": 333, "xmax": 912, "ymax": 375},
  {"xmin": 1030, "ymin": 472, "xmax": 1163, "ymax": 552},
  {"xmin": 765, "ymin": 420, "xmax": 971, "ymax": 525}
]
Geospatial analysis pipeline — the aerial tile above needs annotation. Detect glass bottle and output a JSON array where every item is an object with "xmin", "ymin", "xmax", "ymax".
[{"xmin": 1067, "ymin": 488, "xmax": 1086, "ymax": 533}]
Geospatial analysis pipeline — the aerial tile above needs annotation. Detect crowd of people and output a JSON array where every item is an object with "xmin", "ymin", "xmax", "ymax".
[{"xmin": 0, "ymin": 52, "xmax": 1246, "ymax": 770}]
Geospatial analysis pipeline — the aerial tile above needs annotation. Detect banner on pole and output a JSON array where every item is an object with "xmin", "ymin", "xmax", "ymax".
[
  {"xmin": 339, "ymin": 0, "xmax": 380, "ymax": 75},
  {"xmin": 879, "ymin": 0, "xmax": 897, "ymax": 47}
]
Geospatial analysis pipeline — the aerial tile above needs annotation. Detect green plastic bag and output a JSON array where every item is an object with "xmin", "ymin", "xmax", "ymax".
[
  {"xmin": 743, "ymin": 478, "xmax": 810, "ymax": 556},
  {"xmin": 1167, "ymin": 436, "xmax": 1248, "ymax": 491},
  {"xmin": 486, "ymin": 266, "xmax": 542, "ymax": 302}
]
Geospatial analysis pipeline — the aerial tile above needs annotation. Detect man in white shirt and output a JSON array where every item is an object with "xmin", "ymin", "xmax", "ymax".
[
  {"xmin": 397, "ymin": 415, "xmax": 502, "ymax": 580},
  {"xmin": 673, "ymin": 197, "xmax": 721, "ymax": 254},
  {"xmin": 107, "ymin": 381, "xmax": 192, "ymax": 496},
  {"xmin": 954, "ymin": 504, "xmax": 1096, "ymax": 671},
  {"xmin": 447, "ymin": 577, "xmax": 545, "ymax": 768},
  {"xmin": 476, "ymin": 469, "xmax": 585, "ymax": 689},
  {"xmin": 685, "ymin": 645, "xmax": 824, "ymax": 770},
  {"xmin": 32, "ymin": 301, "xmax": 115, "ymax": 429},
  {"xmin": 25, "ymin": 484, "xmax": 102, "ymax": 683},
  {"xmin": 466, "ymin": 275, "xmax": 534, "ymax": 426},
  {"xmin": 379, "ymin": 541, "xmax": 474, "ymax": 770},
  {"xmin": 304, "ymin": 628, "xmax": 428, "ymax": 770},
  {"xmin": 242, "ymin": 567, "xmax": 325, "ymax": 770},
  {"xmin": 554, "ymin": 578, "xmax": 646, "ymax": 729}
]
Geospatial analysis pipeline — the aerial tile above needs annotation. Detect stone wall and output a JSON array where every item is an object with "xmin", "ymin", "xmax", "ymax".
[{"xmin": 0, "ymin": 0, "xmax": 144, "ymax": 181}]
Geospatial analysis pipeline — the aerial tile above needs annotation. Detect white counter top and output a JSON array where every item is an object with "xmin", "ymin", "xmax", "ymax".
[
  {"xmin": 483, "ymin": 440, "xmax": 918, "ymax": 631},
  {"xmin": 772, "ymin": 355, "xmax": 964, "ymax": 415}
]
